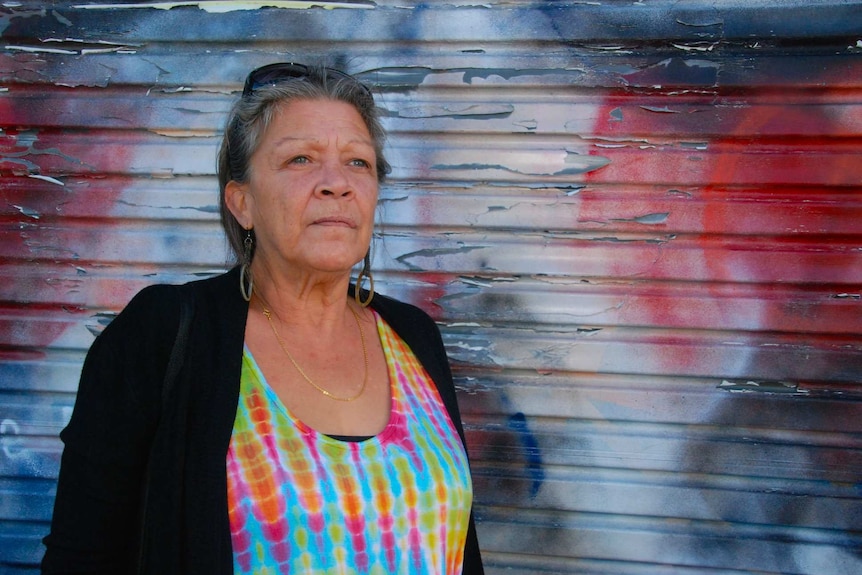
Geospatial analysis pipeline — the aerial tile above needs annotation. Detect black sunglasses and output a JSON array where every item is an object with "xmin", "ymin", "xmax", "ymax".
[{"xmin": 242, "ymin": 62, "xmax": 372, "ymax": 97}]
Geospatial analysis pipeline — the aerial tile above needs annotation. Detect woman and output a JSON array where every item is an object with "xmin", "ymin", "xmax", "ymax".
[{"xmin": 42, "ymin": 63, "xmax": 484, "ymax": 574}]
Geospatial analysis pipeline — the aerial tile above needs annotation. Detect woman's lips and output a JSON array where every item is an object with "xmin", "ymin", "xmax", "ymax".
[{"xmin": 313, "ymin": 216, "xmax": 356, "ymax": 227}]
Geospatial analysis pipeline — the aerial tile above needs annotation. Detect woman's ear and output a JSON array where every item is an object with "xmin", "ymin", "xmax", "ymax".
[{"xmin": 225, "ymin": 180, "xmax": 252, "ymax": 229}]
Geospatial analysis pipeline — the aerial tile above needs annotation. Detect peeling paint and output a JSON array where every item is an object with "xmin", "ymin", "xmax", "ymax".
[
  {"xmin": 42, "ymin": 38, "xmax": 142, "ymax": 55},
  {"xmin": 11, "ymin": 204, "xmax": 40, "ymax": 219},
  {"xmin": 5, "ymin": 45, "xmax": 77, "ymax": 55},
  {"xmin": 430, "ymin": 151, "xmax": 610, "ymax": 177},
  {"xmin": 718, "ymin": 380, "xmax": 809, "ymax": 395},
  {"xmin": 613, "ymin": 212, "xmax": 670, "ymax": 225},
  {"xmin": 85, "ymin": 313, "xmax": 118, "ymax": 337},
  {"xmin": 585, "ymin": 45, "xmax": 626, "ymax": 51},
  {"xmin": 666, "ymin": 189, "xmax": 694, "ymax": 198},
  {"xmin": 51, "ymin": 9, "xmax": 73, "ymax": 26},
  {"xmin": 149, "ymin": 129, "xmax": 219, "ymax": 138},
  {"xmin": 640, "ymin": 105, "xmax": 682, "ymax": 114},
  {"xmin": 457, "ymin": 275, "xmax": 518, "ymax": 288},
  {"xmin": 680, "ymin": 142, "xmax": 708, "ymax": 151},
  {"xmin": 394, "ymin": 103, "xmax": 514, "ymax": 120},
  {"xmin": 396, "ymin": 245, "xmax": 487, "ymax": 272},
  {"xmin": 449, "ymin": 341, "xmax": 488, "ymax": 355},
  {"xmin": 683, "ymin": 60, "xmax": 722, "ymax": 70},
  {"xmin": 72, "ymin": 1, "xmax": 373, "ymax": 12},
  {"xmin": 462, "ymin": 67, "xmax": 586, "ymax": 84},
  {"xmin": 672, "ymin": 42, "xmax": 720, "ymax": 52},
  {"xmin": 676, "ymin": 17, "xmax": 724, "ymax": 28},
  {"xmin": 582, "ymin": 135, "xmax": 651, "ymax": 146},
  {"xmin": 116, "ymin": 199, "xmax": 219, "ymax": 214},
  {"xmin": 26, "ymin": 174, "xmax": 65, "ymax": 186}
]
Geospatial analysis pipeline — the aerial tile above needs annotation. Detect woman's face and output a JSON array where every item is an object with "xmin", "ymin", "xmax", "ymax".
[{"xmin": 227, "ymin": 98, "xmax": 379, "ymax": 279}]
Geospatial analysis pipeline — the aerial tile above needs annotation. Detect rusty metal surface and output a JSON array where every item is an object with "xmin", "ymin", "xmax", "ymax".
[{"xmin": 2, "ymin": 1, "xmax": 861, "ymax": 573}]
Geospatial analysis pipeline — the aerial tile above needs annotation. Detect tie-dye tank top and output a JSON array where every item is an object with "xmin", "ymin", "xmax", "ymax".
[{"xmin": 226, "ymin": 311, "xmax": 473, "ymax": 575}]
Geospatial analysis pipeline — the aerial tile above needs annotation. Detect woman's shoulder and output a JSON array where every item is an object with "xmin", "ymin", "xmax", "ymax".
[
  {"xmin": 369, "ymin": 291, "xmax": 448, "ymax": 363},
  {"xmin": 84, "ymin": 286, "xmax": 181, "ymax": 361},
  {"xmin": 370, "ymin": 291, "xmax": 437, "ymax": 329},
  {"xmin": 118, "ymin": 269, "xmax": 235, "ymax": 319},
  {"xmin": 101, "ymin": 270, "xmax": 227, "ymax": 339}
]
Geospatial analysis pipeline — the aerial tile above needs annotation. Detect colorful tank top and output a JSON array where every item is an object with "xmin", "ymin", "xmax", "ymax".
[{"xmin": 226, "ymin": 311, "xmax": 473, "ymax": 575}]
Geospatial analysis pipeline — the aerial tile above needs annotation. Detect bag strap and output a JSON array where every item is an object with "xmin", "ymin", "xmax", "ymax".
[
  {"xmin": 162, "ymin": 289, "xmax": 194, "ymax": 405},
  {"xmin": 137, "ymin": 287, "xmax": 194, "ymax": 574}
]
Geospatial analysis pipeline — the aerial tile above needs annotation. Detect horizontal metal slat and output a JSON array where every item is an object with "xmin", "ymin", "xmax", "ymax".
[
  {"xmin": 6, "ymin": 88, "xmax": 862, "ymax": 139},
  {"xmin": 475, "ymin": 506, "xmax": 862, "ymax": 574},
  {"xmin": 4, "ymin": 1, "xmax": 861, "ymax": 43}
]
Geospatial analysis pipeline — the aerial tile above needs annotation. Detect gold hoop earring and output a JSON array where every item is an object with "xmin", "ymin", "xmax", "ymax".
[
  {"xmin": 239, "ymin": 229, "xmax": 254, "ymax": 302},
  {"xmin": 355, "ymin": 251, "xmax": 374, "ymax": 308}
]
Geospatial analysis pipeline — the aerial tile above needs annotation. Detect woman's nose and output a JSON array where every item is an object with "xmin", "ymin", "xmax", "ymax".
[{"xmin": 315, "ymin": 161, "xmax": 352, "ymax": 197}]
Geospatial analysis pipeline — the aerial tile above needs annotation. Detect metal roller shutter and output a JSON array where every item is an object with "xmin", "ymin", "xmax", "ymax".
[{"xmin": 1, "ymin": 1, "xmax": 860, "ymax": 573}]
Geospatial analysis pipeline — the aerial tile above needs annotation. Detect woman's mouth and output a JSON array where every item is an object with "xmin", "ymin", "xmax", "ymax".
[{"xmin": 313, "ymin": 216, "xmax": 356, "ymax": 228}]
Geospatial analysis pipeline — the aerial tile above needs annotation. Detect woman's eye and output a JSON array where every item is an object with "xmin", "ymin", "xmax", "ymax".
[
  {"xmin": 289, "ymin": 155, "xmax": 310, "ymax": 165},
  {"xmin": 350, "ymin": 158, "xmax": 371, "ymax": 168}
]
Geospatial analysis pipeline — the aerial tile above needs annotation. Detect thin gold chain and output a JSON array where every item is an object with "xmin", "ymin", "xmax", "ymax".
[{"xmin": 258, "ymin": 296, "xmax": 368, "ymax": 402}]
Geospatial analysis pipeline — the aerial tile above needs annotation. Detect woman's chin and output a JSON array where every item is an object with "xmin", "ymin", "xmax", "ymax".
[{"xmin": 301, "ymin": 252, "xmax": 367, "ymax": 276}]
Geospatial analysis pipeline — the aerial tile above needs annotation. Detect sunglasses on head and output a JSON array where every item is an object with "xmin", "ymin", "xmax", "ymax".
[{"xmin": 242, "ymin": 62, "xmax": 372, "ymax": 97}]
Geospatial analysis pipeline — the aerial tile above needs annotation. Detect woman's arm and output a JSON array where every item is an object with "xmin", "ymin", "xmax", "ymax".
[{"xmin": 42, "ymin": 287, "xmax": 179, "ymax": 574}]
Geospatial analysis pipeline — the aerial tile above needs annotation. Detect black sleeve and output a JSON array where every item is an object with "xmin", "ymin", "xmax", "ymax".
[
  {"xmin": 41, "ymin": 286, "xmax": 181, "ymax": 574},
  {"xmin": 462, "ymin": 510, "xmax": 485, "ymax": 575}
]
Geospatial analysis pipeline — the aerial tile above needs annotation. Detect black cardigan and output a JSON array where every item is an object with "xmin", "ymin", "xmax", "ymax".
[{"xmin": 42, "ymin": 267, "xmax": 483, "ymax": 574}]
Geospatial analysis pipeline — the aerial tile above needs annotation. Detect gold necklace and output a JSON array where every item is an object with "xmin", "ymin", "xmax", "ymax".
[{"xmin": 259, "ymin": 298, "xmax": 368, "ymax": 402}]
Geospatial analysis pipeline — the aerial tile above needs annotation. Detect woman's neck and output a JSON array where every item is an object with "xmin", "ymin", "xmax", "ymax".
[{"xmin": 249, "ymin": 258, "xmax": 358, "ymax": 331}]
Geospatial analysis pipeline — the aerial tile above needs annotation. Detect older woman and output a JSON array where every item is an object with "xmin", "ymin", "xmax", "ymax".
[{"xmin": 42, "ymin": 63, "xmax": 484, "ymax": 574}]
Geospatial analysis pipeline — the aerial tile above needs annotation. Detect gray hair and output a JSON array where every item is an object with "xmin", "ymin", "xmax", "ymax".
[{"xmin": 217, "ymin": 66, "xmax": 390, "ymax": 264}]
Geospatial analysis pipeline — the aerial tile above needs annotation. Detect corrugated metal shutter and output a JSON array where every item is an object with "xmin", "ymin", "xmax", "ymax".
[{"xmin": 2, "ymin": 1, "xmax": 860, "ymax": 573}]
